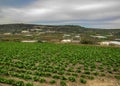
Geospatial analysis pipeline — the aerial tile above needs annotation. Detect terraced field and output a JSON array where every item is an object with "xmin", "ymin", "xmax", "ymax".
[{"xmin": 0, "ymin": 42, "xmax": 120, "ymax": 86}]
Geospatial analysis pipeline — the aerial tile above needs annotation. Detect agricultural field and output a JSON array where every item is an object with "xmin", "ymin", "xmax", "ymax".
[{"xmin": 0, "ymin": 42, "xmax": 120, "ymax": 86}]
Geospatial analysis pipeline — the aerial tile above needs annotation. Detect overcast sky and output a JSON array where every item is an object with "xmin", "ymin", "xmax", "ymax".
[{"xmin": 0, "ymin": 0, "xmax": 120, "ymax": 29}]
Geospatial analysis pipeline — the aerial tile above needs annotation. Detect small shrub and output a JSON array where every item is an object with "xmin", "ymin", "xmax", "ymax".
[
  {"xmin": 24, "ymin": 75, "xmax": 32, "ymax": 80},
  {"xmin": 25, "ymin": 82, "xmax": 33, "ymax": 86},
  {"xmin": 60, "ymin": 80, "xmax": 67, "ymax": 86},
  {"xmin": 113, "ymin": 68, "xmax": 118, "ymax": 72},
  {"xmin": 61, "ymin": 76, "xmax": 67, "ymax": 80},
  {"xmin": 76, "ymin": 69, "xmax": 81, "ymax": 73},
  {"xmin": 68, "ymin": 77, "xmax": 76, "ymax": 82},
  {"xmin": 81, "ymin": 74, "xmax": 86, "ymax": 78},
  {"xmin": 58, "ymin": 71, "xmax": 64, "ymax": 75},
  {"xmin": 80, "ymin": 78, "xmax": 87, "ymax": 84},
  {"xmin": 45, "ymin": 73, "xmax": 52, "ymax": 77},
  {"xmin": 72, "ymin": 73, "xmax": 78, "ymax": 77},
  {"xmin": 88, "ymin": 76, "xmax": 94, "ymax": 80},
  {"xmin": 98, "ymin": 66, "xmax": 103, "ymax": 70},
  {"xmin": 93, "ymin": 72, "xmax": 99, "ymax": 76},
  {"xmin": 53, "ymin": 75, "xmax": 60, "ymax": 79},
  {"xmin": 115, "ymin": 76, "xmax": 120, "ymax": 80},
  {"xmin": 67, "ymin": 68, "xmax": 74, "ymax": 72},
  {"xmin": 101, "ymin": 73, "xmax": 105, "ymax": 76},
  {"xmin": 6, "ymin": 79, "xmax": 15, "ymax": 85},
  {"xmin": 39, "ymin": 78, "xmax": 46, "ymax": 83},
  {"xmin": 15, "ymin": 81, "xmax": 24, "ymax": 86},
  {"xmin": 49, "ymin": 80, "xmax": 56, "ymax": 84},
  {"xmin": 108, "ymin": 70, "xmax": 113, "ymax": 74},
  {"xmin": 33, "ymin": 76, "xmax": 39, "ymax": 81},
  {"xmin": 65, "ymin": 72, "xmax": 71, "ymax": 75},
  {"xmin": 84, "ymin": 71, "xmax": 90, "ymax": 75},
  {"xmin": 81, "ymin": 39, "xmax": 94, "ymax": 44}
]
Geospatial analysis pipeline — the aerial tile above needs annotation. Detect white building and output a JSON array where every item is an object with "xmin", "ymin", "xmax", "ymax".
[
  {"xmin": 21, "ymin": 40, "xmax": 38, "ymax": 43},
  {"xmin": 110, "ymin": 41, "xmax": 120, "ymax": 45},
  {"xmin": 3, "ymin": 33, "xmax": 12, "ymax": 35},
  {"xmin": 71, "ymin": 40, "xmax": 80, "ymax": 43},
  {"xmin": 115, "ymin": 39, "xmax": 120, "ymax": 41},
  {"xmin": 75, "ymin": 35, "xmax": 80, "ymax": 38},
  {"xmin": 24, "ymin": 34, "xmax": 32, "ymax": 37},
  {"xmin": 100, "ymin": 41, "xmax": 110, "ymax": 46},
  {"xmin": 100, "ymin": 41, "xmax": 120, "ymax": 46},
  {"xmin": 91, "ymin": 35, "xmax": 107, "ymax": 39},
  {"xmin": 63, "ymin": 34, "xmax": 71, "ymax": 38},
  {"xmin": 21, "ymin": 30, "xmax": 29, "ymax": 33},
  {"xmin": 61, "ymin": 39, "xmax": 72, "ymax": 43},
  {"xmin": 31, "ymin": 29, "xmax": 42, "ymax": 32}
]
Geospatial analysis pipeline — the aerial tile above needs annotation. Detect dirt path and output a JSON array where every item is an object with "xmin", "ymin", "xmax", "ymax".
[
  {"xmin": 86, "ymin": 78, "xmax": 120, "ymax": 86},
  {"xmin": 67, "ymin": 77, "xmax": 120, "ymax": 86},
  {"xmin": 0, "ymin": 83, "xmax": 11, "ymax": 86}
]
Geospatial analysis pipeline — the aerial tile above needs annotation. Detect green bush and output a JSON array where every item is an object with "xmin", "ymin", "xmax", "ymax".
[
  {"xmin": 108, "ymin": 70, "xmax": 112, "ymax": 74},
  {"xmin": 25, "ymin": 82, "xmax": 33, "ymax": 86},
  {"xmin": 67, "ymin": 68, "xmax": 74, "ymax": 72},
  {"xmin": 115, "ymin": 76, "xmax": 120, "ymax": 80},
  {"xmin": 101, "ymin": 73, "xmax": 105, "ymax": 76},
  {"xmin": 7, "ymin": 79, "xmax": 15, "ymax": 85},
  {"xmin": 39, "ymin": 78, "xmax": 46, "ymax": 83},
  {"xmin": 65, "ymin": 72, "xmax": 71, "ymax": 75},
  {"xmin": 80, "ymin": 78, "xmax": 87, "ymax": 84},
  {"xmin": 76, "ymin": 69, "xmax": 81, "ymax": 73},
  {"xmin": 24, "ymin": 75, "xmax": 32, "ymax": 80},
  {"xmin": 72, "ymin": 73, "xmax": 78, "ymax": 77},
  {"xmin": 0, "ymin": 77, "xmax": 16, "ymax": 85},
  {"xmin": 58, "ymin": 71, "xmax": 64, "ymax": 75},
  {"xmin": 68, "ymin": 77, "xmax": 76, "ymax": 82},
  {"xmin": 88, "ymin": 76, "xmax": 94, "ymax": 80},
  {"xmin": 84, "ymin": 71, "xmax": 90, "ymax": 75},
  {"xmin": 33, "ymin": 76, "xmax": 39, "ymax": 81},
  {"xmin": 45, "ymin": 73, "xmax": 51, "ymax": 77},
  {"xmin": 15, "ymin": 81, "xmax": 24, "ymax": 86},
  {"xmin": 61, "ymin": 76, "xmax": 67, "ymax": 80},
  {"xmin": 81, "ymin": 74, "xmax": 86, "ymax": 78},
  {"xmin": 53, "ymin": 75, "xmax": 60, "ymax": 79},
  {"xmin": 49, "ymin": 80, "xmax": 56, "ymax": 84},
  {"xmin": 60, "ymin": 80, "xmax": 67, "ymax": 86},
  {"xmin": 93, "ymin": 72, "xmax": 99, "ymax": 76},
  {"xmin": 81, "ymin": 39, "xmax": 94, "ymax": 44}
]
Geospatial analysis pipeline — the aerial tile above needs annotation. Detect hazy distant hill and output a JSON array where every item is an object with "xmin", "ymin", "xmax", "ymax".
[
  {"xmin": 0, "ymin": 24, "xmax": 35, "ymax": 33},
  {"xmin": 0, "ymin": 24, "xmax": 120, "ymax": 37}
]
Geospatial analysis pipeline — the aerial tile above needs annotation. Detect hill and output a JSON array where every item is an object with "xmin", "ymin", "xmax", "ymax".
[
  {"xmin": 0, "ymin": 24, "xmax": 120, "ymax": 36},
  {"xmin": 0, "ymin": 24, "xmax": 120, "ymax": 43}
]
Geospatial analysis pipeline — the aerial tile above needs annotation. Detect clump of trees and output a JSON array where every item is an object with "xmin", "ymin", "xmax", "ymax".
[{"xmin": 80, "ymin": 39, "xmax": 95, "ymax": 44}]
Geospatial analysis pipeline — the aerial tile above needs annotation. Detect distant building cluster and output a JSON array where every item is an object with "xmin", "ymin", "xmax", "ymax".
[
  {"xmin": 21, "ymin": 40, "xmax": 38, "ymax": 43},
  {"xmin": 100, "ymin": 41, "xmax": 120, "ymax": 46},
  {"xmin": 91, "ymin": 35, "xmax": 107, "ymax": 39}
]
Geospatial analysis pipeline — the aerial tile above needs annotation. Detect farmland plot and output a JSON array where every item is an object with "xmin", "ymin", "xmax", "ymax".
[{"xmin": 0, "ymin": 42, "xmax": 120, "ymax": 86}]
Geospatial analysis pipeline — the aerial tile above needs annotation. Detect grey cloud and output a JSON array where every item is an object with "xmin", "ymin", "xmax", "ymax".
[{"xmin": 0, "ymin": 0, "xmax": 120, "ymax": 29}]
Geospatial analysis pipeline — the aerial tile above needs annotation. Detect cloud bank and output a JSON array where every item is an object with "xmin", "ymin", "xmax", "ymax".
[{"xmin": 0, "ymin": 0, "xmax": 120, "ymax": 29}]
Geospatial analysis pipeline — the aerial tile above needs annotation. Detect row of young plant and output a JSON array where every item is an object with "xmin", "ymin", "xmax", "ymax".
[
  {"xmin": 0, "ymin": 76, "xmax": 87, "ymax": 86},
  {"xmin": 0, "ymin": 42, "xmax": 120, "ymax": 86},
  {"xmin": 0, "ymin": 67, "xmax": 95, "ymax": 83},
  {"xmin": 0, "ymin": 62, "xmax": 116, "ymax": 81},
  {"xmin": 0, "ymin": 77, "xmax": 33, "ymax": 86},
  {"xmin": 0, "ymin": 58, "xmax": 118, "ymax": 78}
]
